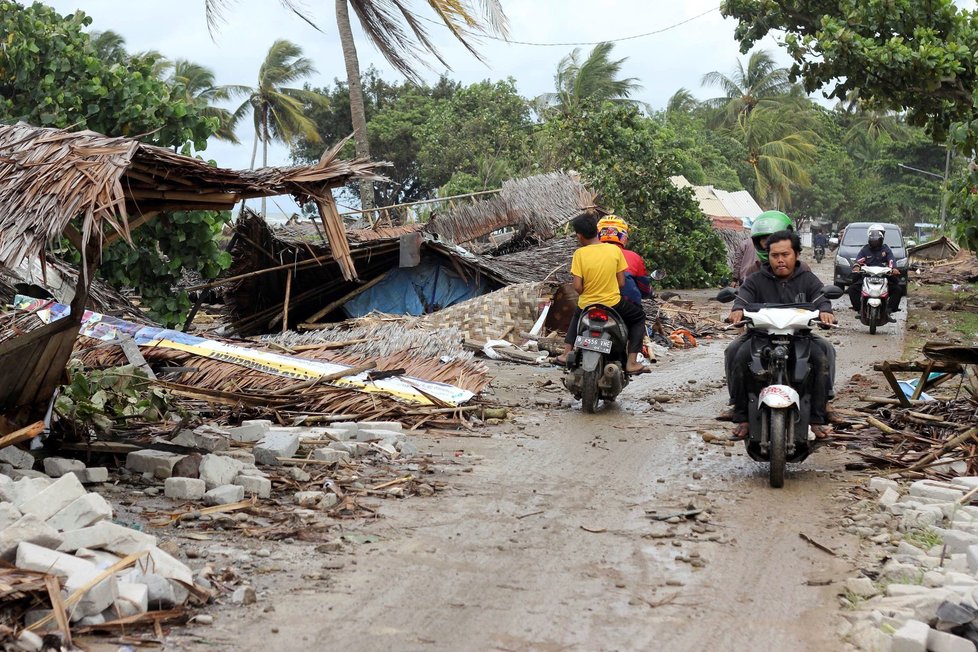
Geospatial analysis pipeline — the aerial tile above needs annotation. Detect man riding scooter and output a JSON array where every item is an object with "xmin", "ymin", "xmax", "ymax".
[
  {"xmin": 724, "ymin": 230, "xmax": 838, "ymax": 440},
  {"xmin": 847, "ymin": 223, "xmax": 903, "ymax": 317}
]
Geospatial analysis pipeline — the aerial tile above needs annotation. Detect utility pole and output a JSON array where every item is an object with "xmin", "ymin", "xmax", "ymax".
[{"xmin": 940, "ymin": 145, "xmax": 951, "ymax": 227}]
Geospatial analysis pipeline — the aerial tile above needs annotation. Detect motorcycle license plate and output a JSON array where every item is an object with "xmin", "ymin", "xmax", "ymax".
[{"xmin": 575, "ymin": 335, "xmax": 612, "ymax": 354}]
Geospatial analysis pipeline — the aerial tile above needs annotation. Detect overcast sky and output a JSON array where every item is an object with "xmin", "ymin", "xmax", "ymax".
[{"xmin": 45, "ymin": 0, "xmax": 795, "ymax": 213}]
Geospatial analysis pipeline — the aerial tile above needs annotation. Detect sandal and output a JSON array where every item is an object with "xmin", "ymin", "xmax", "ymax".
[
  {"xmin": 731, "ymin": 422, "xmax": 749, "ymax": 440},
  {"xmin": 626, "ymin": 365, "xmax": 652, "ymax": 375}
]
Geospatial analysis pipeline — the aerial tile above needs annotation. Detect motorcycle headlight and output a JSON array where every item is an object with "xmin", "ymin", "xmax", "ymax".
[{"xmin": 835, "ymin": 256, "xmax": 849, "ymax": 267}]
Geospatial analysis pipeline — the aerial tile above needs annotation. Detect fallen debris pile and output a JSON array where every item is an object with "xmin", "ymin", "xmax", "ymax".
[{"xmin": 913, "ymin": 249, "xmax": 978, "ymax": 285}]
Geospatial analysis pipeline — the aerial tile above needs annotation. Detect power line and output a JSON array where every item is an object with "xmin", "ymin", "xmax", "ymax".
[{"xmin": 422, "ymin": 6, "xmax": 721, "ymax": 47}]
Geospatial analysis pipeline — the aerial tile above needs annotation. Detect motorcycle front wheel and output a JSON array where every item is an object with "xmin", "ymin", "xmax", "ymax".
[
  {"xmin": 581, "ymin": 367, "xmax": 600, "ymax": 413},
  {"xmin": 768, "ymin": 408, "xmax": 788, "ymax": 488},
  {"xmin": 868, "ymin": 307, "xmax": 878, "ymax": 335}
]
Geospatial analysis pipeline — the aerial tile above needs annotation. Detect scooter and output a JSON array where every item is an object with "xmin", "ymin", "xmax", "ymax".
[
  {"xmin": 563, "ymin": 271, "xmax": 664, "ymax": 413},
  {"xmin": 813, "ymin": 244, "xmax": 825, "ymax": 263},
  {"xmin": 855, "ymin": 265, "xmax": 892, "ymax": 335},
  {"xmin": 717, "ymin": 284, "xmax": 843, "ymax": 487}
]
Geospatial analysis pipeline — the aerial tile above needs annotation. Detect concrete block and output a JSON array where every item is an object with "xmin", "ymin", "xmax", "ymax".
[
  {"xmin": 951, "ymin": 476, "xmax": 978, "ymax": 490},
  {"xmin": 216, "ymin": 450, "xmax": 256, "ymax": 466},
  {"xmin": 46, "ymin": 492, "xmax": 113, "ymax": 532},
  {"xmin": 113, "ymin": 581, "xmax": 149, "ymax": 617},
  {"xmin": 319, "ymin": 494, "xmax": 339, "ymax": 510},
  {"xmin": 198, "ymin": 454, "xmax": 243, "ymax": 490},
  {"xmin": 14, "ymin": 630, "xmax": 43, "ymax": 652},
  {"xmin": 227, "ymin": 420, "xmax": 271, "ymax": 443},
  {"xmin": 967, "ymin": 545, "xmax": 978, "ymax": 574},
  {"xmin": 18, "ymin": 473, "xmax": 86, "ymax": 522},
  {"xmin": 934, "ymin": 527, "xmax": 978, "ymax": 554},
  {"xmin": 0, "ymin": 445, "xmax": 34, "ymax": 470},
  {"xmin": 170, "ymin": 429, "xmax": 230, "ymax": 452},
  {"xmin": 356, "ymin": 428, "xmax": 402, "ymax": 442},
  {"xmin": 869, "ymin": 476, "xmax": 900, "ymax": 494},
  {"xmin": 65, "ymin": 565, "xmax": 118, "ymax": 619},
  {"xmin": 7, "ymin": 477, "xmax": 51, "ymax": 507},
  {"xmin": 844, "ymin": 576, "xmax": 878, "ymax": 598},
  {"xmin": 0, "ymin": 501, "xmax": 22, "ymax": 531},
  {"xmin": 0, "ymin": 514, "xmax": 63, "ymax": 559},
  {"xmin": 203, "ymin": 484, "xmax": 244, "ymax": 506},
  {"xmin": 254, "ymin": 431, "xmax": 300, "ymax": 466},
  {"xmin": 310, "ymin": 448, "xmax": 350, "ymax": 464},
  {"xmin": 71, "ymin": 467, "xmax": 109, "ymax": 484},
  {"xmin": 294, "ymin": 491, "xmax": 325, "ymax": 507},
  {"xmin": 164, "ymin": 477, "xmax": 206, "ymax": 501},
  {"xmin": 125, "ymin": 450, "xmax": 182, "ymax": 479},
  {"xmin": 395, "ymin": 440, "xmax": 418, "ymax": 456},
  {"xmin": 138, "ymin": 546, "xmax": 193, "ymax": 585},
  {"xmin": 74, "ymin": 548, "xmax": 122, "ymax": 570},
  {"xmin": 58, "ymin": 521, "xmax": 157, "ymax": 555},
  {"xmin": 900, "ymin": 506, "xmax": 944, "ymax": 531},
  {"xmin": 5, "ymin": 469, "xmax": 48, "ymax": 481},
  {"xmin": 357, "ymin": 421, "xmax": 402, "ymax": 432},
  {"xmin": 16, "ymin": 541, "xmax": 94, "ymax": 577},
  {"xmin": 910, "ymin": 480, "xmax": 966, "ymax": 502},
  {"xmin": 328, "ymin": 441, "xmax": 356, "ymax": 456},
  {"xmin": 42, "ymin": 457, "xmax": 85, "ymax": 478},
  {"xmin": 879, "ymin": 487, "xmax": 901, "ymax": 508},
  {"xmin": 330, "ymin": 422, "xmax": 359, "ymax": 436},
  {"xmin": 234, "ymin": 474, "xmax": 271, "ymax": 499},
  {"xmin": 927, "ymin": 629, "xmax": 976, "ymax": 652},
  {"xmin": 891, "ymin": 619, "xmax": 929, "ymax": 652},
  {"xmin": 886, "ymin": 583, "xmax": 933, "ymax": 597},
  {"xmin": 127, "ymin": 572, "xmax": 186, "ymax": 609}
]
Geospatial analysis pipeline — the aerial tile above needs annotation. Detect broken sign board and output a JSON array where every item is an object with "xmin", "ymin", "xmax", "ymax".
[{"xmin": 12, "ymin": 296, "xmax": 473, "ymax": 406}]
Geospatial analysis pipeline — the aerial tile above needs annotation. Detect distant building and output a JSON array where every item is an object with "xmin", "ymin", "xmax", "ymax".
[{"xmin": 669, "ymin": 176, "xmax": 763, "ymax": 231}]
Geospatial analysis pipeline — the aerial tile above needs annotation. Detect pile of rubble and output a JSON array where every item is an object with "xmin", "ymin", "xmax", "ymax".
[{"xmin": 842, "ymin": 476, "xmax": 978, "ymax": 651}]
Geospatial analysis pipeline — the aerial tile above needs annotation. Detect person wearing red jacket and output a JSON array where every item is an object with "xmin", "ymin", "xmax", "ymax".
[{"xmin": 596, "ymin": 215, "xmax": 650, "ymax": 305}]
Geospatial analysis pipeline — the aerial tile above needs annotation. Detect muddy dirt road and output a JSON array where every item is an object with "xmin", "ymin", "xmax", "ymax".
[{"xmin": 200, "ymin": 264, "xmax": 905, "ymax": 652}]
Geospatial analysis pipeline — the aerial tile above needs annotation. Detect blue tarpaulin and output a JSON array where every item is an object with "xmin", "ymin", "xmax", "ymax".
[{"xmin": 343, "ymin": 259, "xmax": 491, "ymax": 317}]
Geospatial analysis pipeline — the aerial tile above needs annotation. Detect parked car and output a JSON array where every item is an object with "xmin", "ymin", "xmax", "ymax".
[{"xmin": 833, "ymin": 222, "xmax": 909, "ymax": 291}]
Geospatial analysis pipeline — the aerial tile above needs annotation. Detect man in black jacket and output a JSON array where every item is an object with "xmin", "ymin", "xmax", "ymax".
[
  {"xmin": 846, "ymin": 223, "xmax": 903, "ymax": 313},
  {"xmin": 725, "ymin": 230, "xmax": 837, "ymax": 439}
]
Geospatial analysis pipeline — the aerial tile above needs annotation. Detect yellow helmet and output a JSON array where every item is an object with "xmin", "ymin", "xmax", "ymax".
[{"xmin": 597, "ymin": 215, "xmax": 629, "ymax": 247}]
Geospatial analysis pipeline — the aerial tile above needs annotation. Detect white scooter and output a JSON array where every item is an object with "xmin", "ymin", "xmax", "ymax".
[
  {"xmin": 856, "ymin": 265, "xmax": 893, "ymax": 335},
  {"xmin": 718, "ymin": 285, "xmax": 843, "ymax": 487}
]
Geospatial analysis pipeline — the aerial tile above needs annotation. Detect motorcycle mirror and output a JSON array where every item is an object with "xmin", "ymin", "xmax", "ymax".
[
  {"xmin": 716, "ymin": 287, "xmax": 738, "ymax": 303},
  {"xmin": 650, "ymin": 269, "xmax": 666, "ymax": 281},
  {"xmin": 822, "ymin": 285, "xmax": 844, "ymax": 300}
]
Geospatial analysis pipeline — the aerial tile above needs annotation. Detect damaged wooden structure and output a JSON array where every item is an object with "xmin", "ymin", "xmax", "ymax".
[{"xmin": 0, "ymin": 122, "xmax": 383, "ymax": 430}]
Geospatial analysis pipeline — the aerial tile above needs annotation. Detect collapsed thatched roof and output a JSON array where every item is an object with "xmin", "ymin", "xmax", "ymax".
[
  {"xmin": 425, "ymin": 172, "xmax": 594, "ymax": 245},
  {"xmin": 0, "ymin": 122, "xmax": 384, "ymax": 269}
]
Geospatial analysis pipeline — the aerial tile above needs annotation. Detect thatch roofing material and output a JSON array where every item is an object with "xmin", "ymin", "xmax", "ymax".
[
  {"xmin": 0, "ymin": 123, "xmax": 384, "ymax": 269},
  {"xmin": 425, "ymin": 172, "xmax": 593, "ymax": 245}
]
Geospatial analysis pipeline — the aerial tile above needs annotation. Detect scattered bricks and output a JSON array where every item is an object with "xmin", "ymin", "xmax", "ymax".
[
  {"xmin": 125, "ymin": 450, "xmax": 182, "ymax": 479},
  {"xmin": 328, "ymin": 441, "xmax": 356, "ymax": 456},
  {"xmin": 216, "ymin": 450, "xmax": 256, "ymax": 466},
  {"xmin": 128, "ymin": 572, "xmax": 184, "ymax": 609},
  {"xmin": 16, "ymin": 541, "xmax": 94, "ymax": 577},
  {"xmin": 58, "ymin": 521, "xmax": 157, "ymax": 555},
  {"xmin": 0, "ymin": 445, "xmax": 34, "ymax": 470},
  {"xmin": 909, "ymin": 480, "xmax": 966, "ymax": 502},
  {"xmin": 295, "ymin": 491, "xmax": 325, "ymax": 507},
  {"xmin": 358, "ymin": 421, "xmax": 402, "ymax": 432},
  {"xmin": 287, "ymin": 467, "xmax": 310, "ymax": 482},
  {"xmin": 6, "ymin": 469, "xmax": 48, "ymax": 481},
  {"xmin": 46, "ymin": 493, "xmax": 113, "ymax": 532},
  {"xmin": 170, "ymin": 429, "xmax": 230, "ymax": 452},
  {"xmin": 356, "ymin": 428, "xmax": 399, "ymax": 443},
  {"xmin": 18, "ymin": 474, "xmax": 86, "ymax": 522},
  {"xmin": 164, "ymin": 477, "xmax": 206, "ymax": 501},
  {"xmin": 227, "ymin": 420, "xmax": 271, "ymax": 443},
  {"xmin": 951, "ymin": 477, "xmax": 978, "ymax": 490},
  {"xmin": 886, "ymin": 584, "xmax": 932, "ymax": 597},
  {"xmin": 311, "ymin": 448, "xmax": 350, "ymax": 464},
  {"xmin": 892, "ymin": 619, "xmax": 930, "ymax": 652},
  {"xmin": 203, "ymin": 484, "xmax": 244, "ymax": 506},
  {"xmin": 141, "ymin": 546, "xmax": 193, "ymax": 584},
  {"xmin": 927, "ymin": 629, "xmax": 976, "ymax": 652},
  {"xmin": 75, "ymin": 548, "xmax": 122, "ymax": 571},
  {"xmin": 879, "ymin": 488, "xmax": 901, "ymax": 508},
  {"xmin": 71, "ymin": 467, "xmax": 109, "ymax": 484},
  {"xmin": 0, "ymin": 515, "xmax": 62, "ymax": 560},
  {"xmin": 42, "ymin": 457, "xmax": 85, "ymax": 478},
  {"xmin": 869, "ymin": 477, "xmax": 900, "ymax": 494},
  {"xmin": 65, "ymin": 566, "xmax": 118, "ymax": 619},
  {"xmin": 113, "ymin": 581, "xmax": 149, "ymax": 617},
  {"xmin": 934, "ymin": 527, "xmax": 978, "ymax": 554},
  {"xmin": 396, "ymin": 440, "xmax": 419, "ymax": 456},
  {"xmin": 330, "ymin": 422, "xmax": 359, "ymax": 438},
  {"xmin": 254, "ymin": 431, "xmax": 300, "ymax": 466},
  {"xmin": 15, "ymin": 630, "xmax": 43, "ymax": 652},
  {"xmin": 0, "ymin": 502, "xmax": 22, "ymax": 530},
  {"xmin": 198, "ymin": 454, "xmax": 243, "ymax": 490},
  {"xmin": 900, "ymin": 506, "xmax": 944, "ymax": 532},
  {"xmin": 844, "ymin": 577, "xmax": 878, "ymax": 598},
  {"xmin": 373, "ymin": 440, "xmax": 398, "ymax": 456},
  {"xmin": 234, "ymin": 475, "xmax": 271, "ymax": 499}
]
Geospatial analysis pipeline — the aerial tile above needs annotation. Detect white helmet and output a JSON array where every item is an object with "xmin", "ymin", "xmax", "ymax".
[{"xmin": 868, "ymin": 223, "xmax": 885, "ymax": 244}]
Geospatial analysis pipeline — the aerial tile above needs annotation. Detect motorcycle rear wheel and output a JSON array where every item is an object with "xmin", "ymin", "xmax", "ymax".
[
  {"xmin": 768, "ymin": 409, "xmax": 787, "ymax": 488},
  {"xmin": 581, "ymin": 368, "xmax": 600, "ymax": 413}
]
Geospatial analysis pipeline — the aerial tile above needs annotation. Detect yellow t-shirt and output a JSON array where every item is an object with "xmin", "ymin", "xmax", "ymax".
[{"xmin": 570, "ymin": 243, "xmax": 627, "ymax": 308}]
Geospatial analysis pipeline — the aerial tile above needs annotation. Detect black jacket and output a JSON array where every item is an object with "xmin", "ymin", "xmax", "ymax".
[
  {"xmin": 734, "ymin": 262, "xmax": 833, "ymax": 313},
  {"xmin": 855, "ymin": 244, "xmax": 896, "ymax": 268}
]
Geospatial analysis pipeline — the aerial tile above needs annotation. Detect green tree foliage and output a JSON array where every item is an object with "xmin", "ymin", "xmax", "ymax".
[
  {"xmin": 721, "ymin": 0, "xmax": 978, "ymax": 246},
  {"xmin": 701, "ymin": 50, "xmax": 795, "ymax": 123},
  {"xmin": 540, "ymin": 104, "xmax": 729, "ymax": 288},
  {"xmin": 0, "ymin": 2, "xmax": 230, "ymax": 326},
  {"xmin": 655, "ymin": 111, "xmax": 745, "ymax": 191},
  {"xmin": 168, "ymin": 59, "xmax": 245, "ymax": 143},
  {"xmin": 535, "ymin": 42, "xmax": 645, "ymax": 116},
  {"xmin": 417, "ymin": 79, "xmax": 535, "ymax": 194}
]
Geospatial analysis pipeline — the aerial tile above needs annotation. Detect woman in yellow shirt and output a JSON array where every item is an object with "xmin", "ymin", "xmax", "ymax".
[{"xmin": 557, "ymin": 214, "xmax": 650, "ymax": 374}]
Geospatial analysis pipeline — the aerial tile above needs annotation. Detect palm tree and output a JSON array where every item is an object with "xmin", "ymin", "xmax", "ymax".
[
  {"xmin": 738, "ymin": 105, "xmax": 817, "ymax": 208},
  {"xmin": 90, "ymin": 30, "xmax": 127, "ymax": 62},
  {"xmin": 666, "ymin": 88, "xmax": 700, "ymax": 115},
  {"xmin": 534, "ymin": 42, "xmax": 643, "ymax": 116},
  {"xmin": 234, "ymin": 40, "xmax": 328, "ymax": 214},
  {"xmin": 168, "ymin": 60, "xmax": 246, "ymax": 143},
  {"xmin": 205, "ymin": 0, "xmax": 508, "ymax": 211},
  {"xmin": 701, "ymin": 50, "xmax": 795, "ymax": 124}
]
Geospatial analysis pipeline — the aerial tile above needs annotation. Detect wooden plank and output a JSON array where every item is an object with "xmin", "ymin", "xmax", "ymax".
[
  {"xmin": 881, "ymin": 361, "xmax": 912, "ymax": 408},
  {"xmin": 0, "ymin": 421, "xmax": 43, "ymax": 448},
  {"xmin": 911, "ymin": 361, "xmax": 934, "ymax": 401},
  {"xmin": 298, "ymin": 271, "xmax": 390, "ymax": 328}
]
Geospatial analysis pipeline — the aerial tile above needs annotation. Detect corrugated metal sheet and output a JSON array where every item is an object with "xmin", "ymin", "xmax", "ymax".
[{"xmin": 715, "ymin": 189, "xmax": 764, "ymax": 222}]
